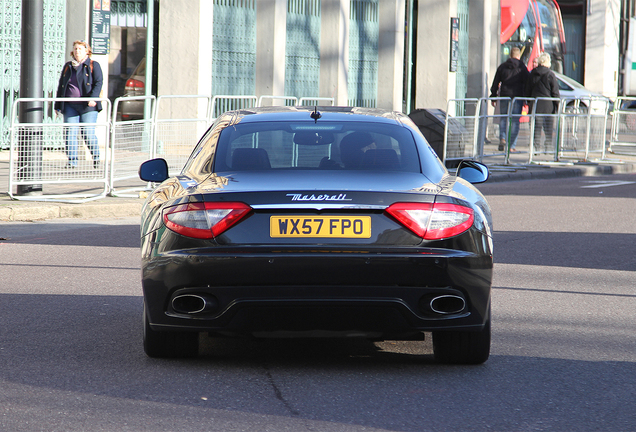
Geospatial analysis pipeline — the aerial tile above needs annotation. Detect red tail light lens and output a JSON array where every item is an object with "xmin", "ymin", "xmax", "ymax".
[
  {"xmin": 385, "ymin": 202, "xmax": 474, "ymax": 240},
  {"xmin": 163, "ymin": 202, "xmax": 252, "ymax": 239},
  {"xmin": 125, "ymin": 78, "xmax": 144, "ymax": 91}
]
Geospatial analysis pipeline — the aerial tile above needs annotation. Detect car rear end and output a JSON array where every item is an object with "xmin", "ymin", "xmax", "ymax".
[
  {"xmin": 140, "ymin": 109, "xmax": 493, "ymax": 362},
  {"xmin": 142, "ymin": 179, "xmax": 492, "ymax": 340},
  {"xmin": 119, "ymin": 58, "xmax": 146, "ymax": 120}
]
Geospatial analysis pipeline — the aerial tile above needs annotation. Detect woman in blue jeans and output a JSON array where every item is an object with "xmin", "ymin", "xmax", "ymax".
[{"xmin": 55, "ymin": 40, "xmax": 103, "ymax": 169}]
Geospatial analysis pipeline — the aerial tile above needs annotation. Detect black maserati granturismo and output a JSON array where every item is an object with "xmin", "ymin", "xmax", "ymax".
[{"xmin": 138, "ymin": 106, "xmax": 493, "ymax": 364}]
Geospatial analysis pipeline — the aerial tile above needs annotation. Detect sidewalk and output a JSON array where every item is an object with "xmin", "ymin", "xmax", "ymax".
[
  {"xmin": 0, "ymin": 158, "xmax": 145, "ymax": 222},
  {"xmin": 485, "ymin": 149, "xmax": 636, "ymax": 182},
  {"xmin": 1, "ymin": 151, "xmax": 636, "ymax": 222}
]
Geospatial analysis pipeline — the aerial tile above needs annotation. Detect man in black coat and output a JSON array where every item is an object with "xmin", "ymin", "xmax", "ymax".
[
  {"xmin": 490, "ymin": 47, "xmax": 529, "ymax": 152},
  {"xmin": 525, "ymin": 53, "xmax": 560, "ymax": 151}
]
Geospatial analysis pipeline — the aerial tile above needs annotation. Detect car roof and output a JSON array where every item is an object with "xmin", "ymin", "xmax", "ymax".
[
  {"xmin": 220, "ymin": 106, "xmax": 410, "ymax": 126},
  {"xmin": 553, "ymin": 71, "xmax": 612, "ymax": 101},
  {"xmin": 554, "ymin": 71, "xmax": 588, "ymax": 91}
]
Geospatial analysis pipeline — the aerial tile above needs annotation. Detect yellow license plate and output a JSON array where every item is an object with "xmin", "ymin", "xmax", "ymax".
[{"xmin": 270, "ymin": 216, "xmax": 371, "ymax": 238}]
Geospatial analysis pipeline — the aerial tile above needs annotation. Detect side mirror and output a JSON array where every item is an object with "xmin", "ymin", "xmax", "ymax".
[
  {"xmin": 456, "ymin": 160, "xmax": 489, "ymax": 184},
  {"xmin": 139, "ymin": 158, "xmax": 169, "ymax": 182}
]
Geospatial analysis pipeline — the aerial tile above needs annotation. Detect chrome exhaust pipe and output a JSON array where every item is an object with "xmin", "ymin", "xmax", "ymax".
[
  {"xmin": 430, "ymin": 295, "xmax": 466, "ymax": 315},
  {"xmin": 172, "ymin": 294, "xmax": 218, "ymax": 314}
]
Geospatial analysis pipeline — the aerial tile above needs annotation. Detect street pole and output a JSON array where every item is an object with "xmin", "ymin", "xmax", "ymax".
[{"xmin": 17, "ymin": 0, "xmax": 44, "ymax": 195}]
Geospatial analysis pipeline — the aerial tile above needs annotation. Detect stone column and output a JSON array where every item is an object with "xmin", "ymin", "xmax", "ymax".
[
  {"xmin": 157, "ymin": 0, "xmax": 212, "ymax": 118},
  {"xmin": 377, "ymin": 0, "xmax": 405, "ymax": 111},
  {"xmin": 320, "ymin": 0, "xmax": 349, "ymax": 105},
  {"xmin": 414, "ymin": 0, "xmax": 457, "ymax": 111},
  {"xmin": 255, "ymin": 0, "xmax": 287, "ymax": 101},
  {"xmin": 467, "ymin": 0, "xmax": 497, "ymax": 100}
]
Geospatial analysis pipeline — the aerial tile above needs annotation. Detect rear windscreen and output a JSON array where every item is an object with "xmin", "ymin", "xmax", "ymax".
[{"xmin": 213, "ymin": 121, "xmax": 421, "ymax": 173}]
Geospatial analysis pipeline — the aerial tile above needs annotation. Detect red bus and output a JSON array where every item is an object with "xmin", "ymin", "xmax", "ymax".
[{"xmin": 500, "ymin": 0, "xmax": 566, "ymax": 72}]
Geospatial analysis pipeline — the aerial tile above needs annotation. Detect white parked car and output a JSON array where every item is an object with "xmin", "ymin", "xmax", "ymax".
[{"xmin": 554, "ymin": 72, "xmax": 610, "ymax": 114}]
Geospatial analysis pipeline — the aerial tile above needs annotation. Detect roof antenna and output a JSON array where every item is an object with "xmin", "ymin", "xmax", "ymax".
[{"xmin": 310, "ymin": 106, "xmax": 321, "ymax": 122}]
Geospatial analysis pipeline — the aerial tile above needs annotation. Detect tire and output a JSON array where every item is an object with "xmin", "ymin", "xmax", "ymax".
[
  {"xmin": 432, "ymin": 310, "xmax": 491, "ymax": 365},
  {"xmin": 143, "ymin": 305, "xmax": 199, "ymax": 358}
]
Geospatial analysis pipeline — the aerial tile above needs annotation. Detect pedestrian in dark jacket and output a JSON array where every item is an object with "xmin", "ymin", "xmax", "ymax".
[
  {"xmin": 490, "ymin": 47, "xmax": 529, "ymax": 151},
  {"xmin": 525, "ymin": 53, "xmax": 560, "ymax": 151},
  {"xmin": 55, "ymin": 40, "xmax": 103, "ymax": 169}
]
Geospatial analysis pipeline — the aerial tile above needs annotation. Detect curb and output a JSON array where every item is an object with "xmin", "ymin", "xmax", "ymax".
[
  {"xmin": 0, "ymin": 198, "xmax": 143, "ymax": 222},
  {"xmin": 486, "ymin": 162, "xmax": 636, "ymax": 183}
]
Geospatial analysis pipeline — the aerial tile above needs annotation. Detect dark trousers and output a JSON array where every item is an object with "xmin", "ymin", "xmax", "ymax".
[
  {"xmin": 498, "ymin": 99, "xmax": 524, "ymax": 149},
  {"xmin": 534, "ymin": 115, "xmax": 554, "ymax": 150}
]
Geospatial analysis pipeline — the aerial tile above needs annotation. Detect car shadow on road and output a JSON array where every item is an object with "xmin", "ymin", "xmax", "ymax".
[
  {"xmin": 0, "ymin": 293, "xmax": 439, "ymax": 394},
  {"xmin": 495, "ymin": 230, "xmax": 636, "ymax": 271},
  {"xmin": 197, "ymin": 335, "xmax": 435, "ymax": 366}
]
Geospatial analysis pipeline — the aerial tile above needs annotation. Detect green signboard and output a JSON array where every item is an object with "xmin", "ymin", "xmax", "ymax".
[{"xmin": 91, "ymin": 0, "xmax": 111, "ymax": 54}]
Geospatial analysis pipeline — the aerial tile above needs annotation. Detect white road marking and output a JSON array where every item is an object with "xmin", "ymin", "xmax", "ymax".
[{"xmin": 580, "ymin": 180, "xmax": 636, "ymax": 189}]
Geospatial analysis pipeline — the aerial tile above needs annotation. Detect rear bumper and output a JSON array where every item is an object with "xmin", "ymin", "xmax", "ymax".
[
  {"xmin": 119, "ymin": 100, "xmax": 144, "ymax": 120},
  {"xmin": 142, "ymin": 248, "xmax": 492, "ymax": 338}
]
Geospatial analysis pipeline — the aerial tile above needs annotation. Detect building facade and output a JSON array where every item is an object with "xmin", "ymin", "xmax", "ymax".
[{"xmin": 0, "ymin": 0, "xmax": 628, "ymax": 149}]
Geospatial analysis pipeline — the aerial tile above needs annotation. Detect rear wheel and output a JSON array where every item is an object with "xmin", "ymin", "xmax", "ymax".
[
  {"xmin": 143, "ymin": 305, "xmax": 199, "ymax": 358},
  {"xmin": 565, "ymin": 102, "xmax": 588, "ymax": 114},
  {"xmin": 432, "ymin": 310, "xmax": 491, "ymax": 365}
]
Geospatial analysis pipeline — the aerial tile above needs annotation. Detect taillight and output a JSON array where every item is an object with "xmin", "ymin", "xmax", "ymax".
[
  {"xmin": 125, "ymin": 78, "xmax": 144, "ymax": 90},
  {"xmin": 385, "ymin": 202, "xmax": 474, "ymax": 240},
  {"xmin": 163, "ymin": 202, "xmax": 252, "ymax": 239}
]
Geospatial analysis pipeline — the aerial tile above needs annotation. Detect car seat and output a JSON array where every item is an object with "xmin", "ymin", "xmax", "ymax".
[{"xmin": 231, "ymin": 148, "xmax": 271, "ymax": 170}]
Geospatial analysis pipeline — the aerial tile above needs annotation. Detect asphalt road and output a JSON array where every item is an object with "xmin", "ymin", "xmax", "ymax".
[{"xmin": 0, "ymin": 175, "xmax": 635, "ymax": 431}]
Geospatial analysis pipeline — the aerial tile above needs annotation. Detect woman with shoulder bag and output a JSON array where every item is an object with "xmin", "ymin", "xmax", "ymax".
[{"xmin": 55, "ymin": 40, "xmax": 103, "ymax": 169}]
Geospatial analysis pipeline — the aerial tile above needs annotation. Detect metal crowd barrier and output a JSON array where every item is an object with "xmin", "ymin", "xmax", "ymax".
[
  {"xmin": 526, "ymin": 97, "xmax": 562, "ymax": 164},
  {"xmin": 444, "ymin": 96, "xmax": 612, "ymax": 166},
  {"xmin": 8, "ymin": 97, "xmax": 111, "ymax": 202},
  {"xmin": 478, "ymin": 97, "xmax": 532, "ymax": 165},
  {"xmin": 609, "ymin": 96, "xmax": 636, "ymax": 156},
  {"xmin": 210, "ymin": 95, "xmax": 258, "ymax": 120},
  {"xmin": 109, "ymin": 96, "xmax": 156, "ymax": 197},
  {"xmin": 6, "ymin": 94, "xmax": 345, "ymax": 202},
  {"xmin": 558, "ymin": 96, "xmax": 610, "ymax": 162},
  {"xmin": 299, "ymin": 97, "xmax": 335, "ymax": 106},
  {"xmin": 10, "ymin": 94, "xmax": 614, "ymax": 202},
  {"xmin": 154, "ymin": 95, "xmax": 212, "ymax": 178},
  {"xmin": 443, "ymin": 98, "xmax": 481, "ymax": 166},
  {"xmin": 258, "ymin": 95, "xmax": 298, "ymax": 107}
]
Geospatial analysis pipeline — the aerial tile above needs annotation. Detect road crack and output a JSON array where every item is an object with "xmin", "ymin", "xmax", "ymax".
[{"xmin": 264, "ymin": 367, "xmax": 300, "ymax": 417}]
